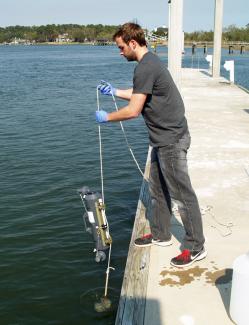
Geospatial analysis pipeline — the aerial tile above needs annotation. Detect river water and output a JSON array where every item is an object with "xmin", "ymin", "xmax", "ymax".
[{"xmin": 0, "ymin": 45, "xmax": 248, "ymax": 325}]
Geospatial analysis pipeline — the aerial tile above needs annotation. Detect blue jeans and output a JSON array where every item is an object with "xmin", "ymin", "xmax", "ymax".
[{"xmin": 149, "ymin": 133, "xmax": 205, "ymax": 252}]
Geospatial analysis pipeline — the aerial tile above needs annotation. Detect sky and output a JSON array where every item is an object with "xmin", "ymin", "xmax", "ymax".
[{"xmin": 0, "ymin": 0, "xmax": 248, "ymax": 32}]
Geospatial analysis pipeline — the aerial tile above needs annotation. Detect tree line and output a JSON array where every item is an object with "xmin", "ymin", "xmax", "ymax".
[
  {"xmin": 0, "ymin": 23, "xmax": 248, "ymax": 44},
  {"xmin": 185, "ymin": 24, "xmax": 249, "ymax": 43},
  {"xmin": 0, "ymin": 24, "xmax": 118, "ymax": 43}
]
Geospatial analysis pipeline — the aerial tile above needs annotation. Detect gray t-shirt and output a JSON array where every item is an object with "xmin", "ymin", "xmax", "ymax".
[{"xmin": 133, "ymin": 51, "xmax": 188, "ymax": 147}]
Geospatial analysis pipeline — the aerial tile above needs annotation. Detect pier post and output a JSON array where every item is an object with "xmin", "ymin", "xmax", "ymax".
[
  {"xmin": 204, "ymin": 44, "xmax": 207, "ymax": 54},
  {"xmin": 212, "ymin": 0, "xmax": 224, "ymax": 78},
  {"xmin": 168, "ymin": 0, "xmax": 183, "ymax": 90}
]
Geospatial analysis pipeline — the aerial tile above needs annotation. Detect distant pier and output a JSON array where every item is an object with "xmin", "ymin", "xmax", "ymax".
[{"xmin": 184, "ymin": 41, "xmax": 249, "ymax": 54}]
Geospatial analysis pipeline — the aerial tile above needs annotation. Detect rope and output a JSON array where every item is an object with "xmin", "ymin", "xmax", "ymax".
[
  {"xmin": 96, "ymin": 87, "xmax": 149, "ymax": 298},
  {"xmin": 79, "ymin": 194, "xmax": 89, "ymax": 231},
  {"xmin": 200, "ymin": 205, "xmax": 234, "ymax": 237},
  {"xmin": 96, "ymin": 87, "xmax": 116, "ymax": 299},
  {"xmin": 110, "ymin": 93, "xmax": 144, "ymax": 178},
  {"xmin": 96, "ymin": 88, "xmax": 105, "ymax": 203},
  {"xmin": 104, "ymin": 243, "xmax": 115, "ymax": 297},
  {"xmin": 172, "ymin": 204, "xmax": 234, "ymax": 237}
]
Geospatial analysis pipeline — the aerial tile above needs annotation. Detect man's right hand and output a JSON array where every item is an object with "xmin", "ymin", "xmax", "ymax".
[
  {"xmin": 97, "ymin": 80, "xmax": 116, "ymax": 96},
  {"xmin": 96, "ymin": 110, "xmax": 108, "ymax": 123}
]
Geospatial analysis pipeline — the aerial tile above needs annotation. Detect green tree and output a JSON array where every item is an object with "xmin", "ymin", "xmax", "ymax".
[{"xmin": 154, "ymin": 27, "xmax": 168, "ymax": 37}]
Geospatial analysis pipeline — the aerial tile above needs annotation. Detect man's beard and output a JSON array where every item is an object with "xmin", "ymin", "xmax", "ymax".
[
  {"xmin": 126, "ymin": 57, "xmax": 135, "ymax": 62},
  {"xmin": 125, "ymin": 53, "xmax": 136, "ymax": 61}
]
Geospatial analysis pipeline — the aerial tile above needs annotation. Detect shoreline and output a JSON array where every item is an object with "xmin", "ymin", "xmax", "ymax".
[
  {"xmin": 0, "ymin": 41, "xmax": 116, "ymax": 46},
  {"xmin": 1, "ymin": 42, "xmax": 248, "ymax": 51}
]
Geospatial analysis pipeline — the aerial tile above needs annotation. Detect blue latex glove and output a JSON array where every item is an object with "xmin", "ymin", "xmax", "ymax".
[
  {"xmin": 97, "ymin": 80, "xmax": 116, "ymax": 96},
  {"xmin": 96, "ymin": 110, "xmax": 108, "ymax": 123}
]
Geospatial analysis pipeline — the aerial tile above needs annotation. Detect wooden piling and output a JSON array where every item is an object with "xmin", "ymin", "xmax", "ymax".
[
  {"xmin": 204, "ymin": 44, "xmax": 207, "ymax": 54},
  {"xmin": 192, "ymin": 43, "xmax": 196, "ymax": 55}
]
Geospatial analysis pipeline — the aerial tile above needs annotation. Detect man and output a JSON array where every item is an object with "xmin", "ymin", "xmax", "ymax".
[{"xmin": 96, "ymin": 23, "xmax": 206, "ymax": 268}]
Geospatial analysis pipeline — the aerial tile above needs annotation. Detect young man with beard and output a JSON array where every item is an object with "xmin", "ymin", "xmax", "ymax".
[{"xmin": 96, "ymin": 23, "xmax": 206, "ymax": 268}]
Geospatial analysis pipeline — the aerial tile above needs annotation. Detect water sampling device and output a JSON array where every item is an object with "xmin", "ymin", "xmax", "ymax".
[
  {"xmin": 78, "ymin": 186, "xmax": 112, "ymax": 263},
  {"xmin": 78, "ymin": 83, "xmax": 144, "ymax": 313}
]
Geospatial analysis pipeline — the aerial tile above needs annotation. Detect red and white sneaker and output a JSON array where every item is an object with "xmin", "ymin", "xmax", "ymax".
[
  {"xmin": 170, "ymin": 247, "xmax": 207, "ymax": 268},
  {"xmin": 134, "ymin": 234, "xmax": 172, "ymax": 247}
]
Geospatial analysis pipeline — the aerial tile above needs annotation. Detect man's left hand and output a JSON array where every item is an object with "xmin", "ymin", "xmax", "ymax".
[{"xmin": 97, "ymin": 80, "xmax": 116, "ymax": 96}]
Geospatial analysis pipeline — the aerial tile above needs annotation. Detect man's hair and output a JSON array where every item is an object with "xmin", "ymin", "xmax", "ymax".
[{"xmin": 113, "ymin": 23, "xmax": 147, "ymax": 46}]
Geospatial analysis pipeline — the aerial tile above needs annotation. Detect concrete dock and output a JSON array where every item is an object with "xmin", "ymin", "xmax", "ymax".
[{"xmin": 115, "ymin": 68, "xmax": 249, "ymax": 325}]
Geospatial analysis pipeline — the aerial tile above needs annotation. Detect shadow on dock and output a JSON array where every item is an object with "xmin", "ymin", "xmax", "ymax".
[
  {"xmin": 200, "ymin": 70, "xmax": 212, "ymax": 77},
  {"xmin": 215, "ymin": 268, "xmax": 234, "ymax": 323}
]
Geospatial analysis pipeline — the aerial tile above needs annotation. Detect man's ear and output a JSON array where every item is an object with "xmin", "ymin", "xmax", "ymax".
[{"xmin": 129, "ymin": 39, "xmax": 137, "ymax": 50}]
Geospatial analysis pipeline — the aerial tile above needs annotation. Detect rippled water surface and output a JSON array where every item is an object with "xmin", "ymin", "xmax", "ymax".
[{"xmin": 0, "ymin": 45, "xmax": 248, "ymax": 325}]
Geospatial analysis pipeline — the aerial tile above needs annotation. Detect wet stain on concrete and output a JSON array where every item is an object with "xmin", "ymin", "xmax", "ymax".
[
  {"xmin": 205, "ymin": 268, "xmax": 233, "ymax": 286},
  {"xmin": 159, "ymin": 266, "xmax": 207, "ymax": 287},
  {"xmin": 159, "ymin": 264, "xmax": 232, "ymax": 287}
]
